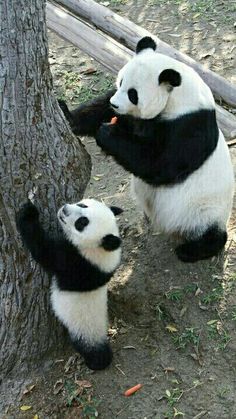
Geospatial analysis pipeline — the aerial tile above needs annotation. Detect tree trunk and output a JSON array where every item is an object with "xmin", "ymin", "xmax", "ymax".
[{"xmin": 0, "ymin": 0, "xmax": 91, "ymax": 393}]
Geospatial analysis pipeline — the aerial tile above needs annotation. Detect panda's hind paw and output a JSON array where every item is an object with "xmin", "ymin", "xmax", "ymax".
[
  {"xmin": 72, "ymin": 337, "xmax": 113, "ymax": 370},
  {"xmin": 84, "ymin": 342, "xmax": 113, "ymax": 370},
  {"xmin": 175, "ymin": 243, "xmax": 198, "ymax": 263}
]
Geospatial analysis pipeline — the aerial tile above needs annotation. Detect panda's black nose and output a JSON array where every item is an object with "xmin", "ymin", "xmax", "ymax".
[
  {"xmin": 110, "ymin": 102, "xmax": 119, "ymax": 109},
  {"xmin": 62, "ymin": 204, "xmax": 69, "ymax": 216}
]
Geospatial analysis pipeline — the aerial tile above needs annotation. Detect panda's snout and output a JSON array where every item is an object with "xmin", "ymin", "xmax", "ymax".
[
  {"xmin": 62, "ymin": 204, "xmax": 70, "ymax": 216},
  {"xmin": 110, "ymin": 101, "xmax": 119, "ymax": 109}
]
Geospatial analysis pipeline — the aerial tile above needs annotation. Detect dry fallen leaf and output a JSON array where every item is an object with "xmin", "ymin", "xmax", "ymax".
[
  {"xmin": 180, "ymin": 306, "xmax": 187, "ymax": 317},
  {"xmin": 22, "ymin": 384, "xmax": 35, "ymax": 396},
  {"xmin": 207, "ymin": 319, "xmax": 218, "ymax": 325},
  {"xmin": 64, "ymin": 355, "xmax": 77, "ymax": 373},
  {"xmin": 20, "ymin": 405, "xmax": 32, "ymax": 411},
  {"xmin": 166, "ymin": 324, "xmax": 178, "ymax": 333},
  {"xmin": 163, "ymin": 367, "xmax": 175, "ymax": 373},
  {"xmin": 195, "ymin": 287, "xmax": 202, "ymax": 296},
  {"xmin": 53, "ymin": 379, "xmax": 64, "ymax": 395},
  {"xmin": 82, "ymin": 68, "xmax": 97, "ymax": 75},
  {"xmin": 75, "ymin": 379, "xmax": 92, "ymax": 389}
]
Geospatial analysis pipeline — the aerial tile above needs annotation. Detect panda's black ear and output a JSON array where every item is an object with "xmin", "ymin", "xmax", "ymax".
[
  {"xmin": 159, "ymin": 69, "xmax": 181, "ymax": 87},
  {"xmin": 101, "ymin": 234, "xmax": 122, "ymax": 251},
  {"xmin": 110, "ymin": 206, "xmax": 123, "ymax": 216},
  {"xmin": 136, "ymin": 36, "xmax": 156, "ymax": 54}
]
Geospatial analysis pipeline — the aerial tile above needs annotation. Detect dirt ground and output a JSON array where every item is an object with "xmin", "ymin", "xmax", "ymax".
[{"xmin": 3, "ymin": 1, "xmax": 236, "ymax": 418}]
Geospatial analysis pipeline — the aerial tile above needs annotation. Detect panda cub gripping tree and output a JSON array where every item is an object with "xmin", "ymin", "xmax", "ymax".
[
  {"xmin": 59, "ymin": 36, "xmax": 234, "ymax": 263},
  {"xmin": 16, "ymin": 199, "xmax": 122, "ymax": 370}
]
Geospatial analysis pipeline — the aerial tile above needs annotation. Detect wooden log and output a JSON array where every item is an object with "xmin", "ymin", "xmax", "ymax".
[
  {"xmin": 55, "ymin": 0, "xmax": 236, "ymax": 108},
  {"xmin": 47, "ymin": 2, "xmax": 131, "ymax": 73},
  {"xmin": 46, "ymin": 2, "xmax": 236, "ymax": 140}
]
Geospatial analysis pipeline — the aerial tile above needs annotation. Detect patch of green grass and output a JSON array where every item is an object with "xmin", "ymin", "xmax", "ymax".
[
  {"xmin": 230, "ymin": 307, "xmax": 236, "ymax": 321},
  {"xmin": 166, "ymin": 288, "xmax": 184, "ymax": 302},
  {"xmin": 207, "ymin": 319, "xmax": 219, "ymax": 339},
  {"xmin": 183, "ymin": 283, "xmax": 198, "ymax": 294},
  {"xmin": 155, "ymin": 303, "xmax": 170, "ymax": 321},
  {"xmin": 64, "ymin": 380, "xmax": 99, "ymax": 418},
  {"xmin": 218, "ymin": 386, "xmax": 231, "ymax": 399},
  {"xmin": 163, "ymin": 407, "xmax": 185, "ymax": 418},
  {"xmin": 57, "ymin": 70, "xmax": 114, "ymax": 105},
  {"xmin": 165, "ymin": 388, "xmax": 183, "ymax": 407},
  {"xmin": 172, "ymin": 327, "xmax": 200, "ymax": 349},
  {"xmin": 207, "ymin": 320, "xmax": 231, "ymax": 350},
  {"xmin": 189, "ymin": 0, "xmax": 215, "ymax": 14},
  {"xmin": 218, "ymin": 330, "xmax": 231, "ymax": 350},
  {"xmin": 165, "ymin": 283, "xmax": 198, "ymax": 302},
  {"xmin": 163, "ymin": 388, "xmax": 185, "ymax": 418},
  {"xmin": 149, "ymin": 0, "xmax": 182, "ymax": 5},
  {"xmin": 201, "ymin": 286, "xmax": 223, "ymax": 305},
  {"xmin": 109, "ymin": 0, "xmax": 128, "ymax": 5}
]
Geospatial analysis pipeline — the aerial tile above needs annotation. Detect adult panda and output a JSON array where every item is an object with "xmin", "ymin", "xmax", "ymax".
[
  {"xmin": 59, "ymin": 37, "xmax": 234, "ymax": 263},
  {"xmin": 16, "ymin": 199, "xmax": 122, "ymax": 370}
]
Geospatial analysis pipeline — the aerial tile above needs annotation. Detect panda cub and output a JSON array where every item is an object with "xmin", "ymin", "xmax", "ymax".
[
  {"xmin": 16, "ymin": 199, "xmax": 122, "ymax": 370},
  {"xmin": 60, "ymin": 36, "xmax": 234, "ymax": 263}
]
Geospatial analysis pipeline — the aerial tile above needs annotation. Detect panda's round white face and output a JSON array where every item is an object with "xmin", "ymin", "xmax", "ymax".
[
  {"xmin": 110, "ymin": 51, "xmax": 173, "ymax": 119},
  {"xmin": 57, "ymin": 198, "xmax": 121, "ymax": 252},
  {"xmin": 110, "ymin": 41, "xmax": 215, "ymax": 120}
]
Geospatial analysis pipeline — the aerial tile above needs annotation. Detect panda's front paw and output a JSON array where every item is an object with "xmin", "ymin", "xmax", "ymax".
[
  {"xmin": 16, "ymin": 201, "xmax": 39, "ymax": 230},
  {"xmin": 95, "ymin": 123, "xmax": 114, "ymax": 148}
]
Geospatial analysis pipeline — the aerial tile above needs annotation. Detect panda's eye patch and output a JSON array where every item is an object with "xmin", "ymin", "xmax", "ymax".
[
  {"xmin": 120, "ymin": 79, "xmax": 123, "ymax": 87},
  {"xmin": 128, "ymin": 88, "xmax": 138, "ymax": 105},
  {"xmin": 77, "ymin": 203, "xmax": 88, "ymax": 208},
  {"xmin": 75, "ymin": 216, "xmax": 89, "ymax": 232}
]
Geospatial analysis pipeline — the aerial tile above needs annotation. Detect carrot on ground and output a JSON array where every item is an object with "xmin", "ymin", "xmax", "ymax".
[{"xmin": 124, "ymin": 383, "xmax": 142, "ymax": 397}]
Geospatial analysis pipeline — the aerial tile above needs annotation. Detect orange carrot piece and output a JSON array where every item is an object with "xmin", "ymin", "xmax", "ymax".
[
  {"xmin": 110, "ymin": 116, "xmax": 118, "ymax": 125},
  {"xmin": 124, "ymin": 383, "xmax": 142, "ymax": 396}
]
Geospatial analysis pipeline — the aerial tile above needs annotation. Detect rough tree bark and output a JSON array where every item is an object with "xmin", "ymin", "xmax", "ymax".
[{"xmin": 0, "ymin": 0, "xmax": 91, "ymax": 397}]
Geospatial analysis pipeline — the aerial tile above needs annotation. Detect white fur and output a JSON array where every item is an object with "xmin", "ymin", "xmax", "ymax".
[
  {"xmin": 51, "ymin": 281, "xmax": 108, "ymax": 345},
  {"xmin": 113, "ymin": 46, "xmax": 234, "ymax": 236},
  {"xmin": 53, "ymin": 198, "xmax": 121, "ymax": 348},
  {"xmin": 111, "ymin": 49, "xmax": 215, "ymax": 119},
  {"xmin": 131, "ymin": 130, "xmax": 234, "ymax": 236},
  {"xmin": 57, "ymin": 198, "xmax": 121, "ymax": 273}
]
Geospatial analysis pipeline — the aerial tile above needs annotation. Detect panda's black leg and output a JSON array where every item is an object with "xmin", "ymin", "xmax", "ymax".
[
  {"xmin": 175, "ymin": 225, "xmax": 227, "ymax": 263},
  {"xmin": 70, "ymin": 336, "xmax": 113, "ymax": 370}
]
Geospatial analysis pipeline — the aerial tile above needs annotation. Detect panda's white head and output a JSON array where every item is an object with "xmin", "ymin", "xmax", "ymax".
[
  {"xmin": 57, "ymin": 198, "xmax": 122, "ymax": 254},
  {"xmin": 110, "ymin": 37, "xmax": 214, "ymax": 119}
]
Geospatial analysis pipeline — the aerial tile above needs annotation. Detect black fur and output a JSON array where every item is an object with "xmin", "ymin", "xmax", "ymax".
[
  {"xmin": 136, "ymin": 36, "xmax": 157, "ymax": 53},
  {"xmin": 110, "ymin": 206, "xmax": 123, "ymax": 216},
  {"xmin": 71, "ymin": 336, "xmax": 113, "ymax": 370},
  {"xmin": 128, "ymin": 88, "xmax": 138, "ymax": 105},
  {"xmin": 16, "ymin": 202, "xmax": 115, "ymax": 292},
  {"xmin": 102, "ymin": 234, "xmax": 121, "ymax": 251},
  {"xmin": 176, "ymin": 225, "xmax": 227, "ymax": 263},
  {"xmin": 58, "ymin": 88, "xmax": 116, "ymax": 137},
  {"xmin": 159, "ymin": 69, "xmax": 181, "ymax": 87},
  {"xmin": 95, "ymin": 109, "xmax": 219, "ymax": 187}
]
